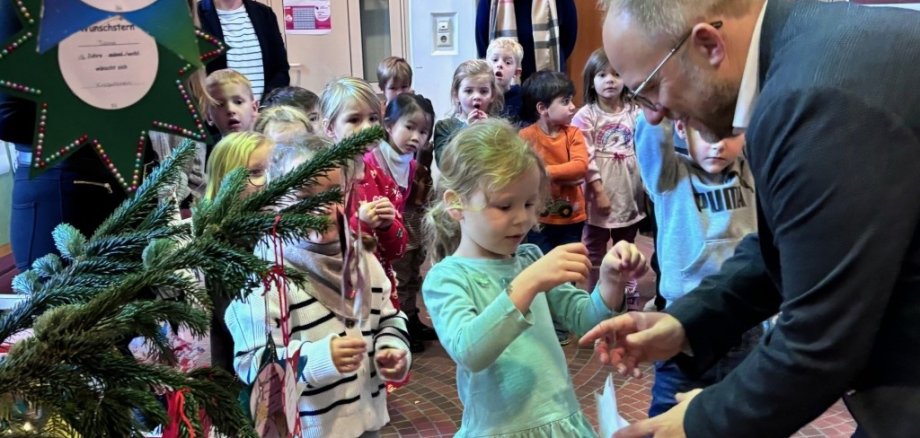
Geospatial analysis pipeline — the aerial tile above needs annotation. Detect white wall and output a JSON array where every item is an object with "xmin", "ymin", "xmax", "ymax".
[
  {"xmin": 408, "ymin": 0, "xmax": 479, "ymax": 117},
  {"xmin": 248, "ymin": 0, "xmax": 479, "ymax": 113},
  {"xmin": 258, "ymin": 0, "xmax": 358, "ymax": 94}
]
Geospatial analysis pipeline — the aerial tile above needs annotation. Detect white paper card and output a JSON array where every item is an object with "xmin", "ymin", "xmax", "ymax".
[{"xmin": 594, "ymin": 373, "xmax": 629, "ymax": 438}]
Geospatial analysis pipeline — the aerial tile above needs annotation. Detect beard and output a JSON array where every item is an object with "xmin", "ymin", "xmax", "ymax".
[{"xmin": 682, "ymin": 60, "xmax": 739, "ymax": 142}]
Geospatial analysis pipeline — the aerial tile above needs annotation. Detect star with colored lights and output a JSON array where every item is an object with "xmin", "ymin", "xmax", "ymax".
[{"xmin": 0, "ymin": 0, "xmax": 224, "ymax": 192}]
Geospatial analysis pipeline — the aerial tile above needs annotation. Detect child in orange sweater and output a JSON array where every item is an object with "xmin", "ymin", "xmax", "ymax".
[
  {"xmin": 519, "ymin": 71, "xmax": 589, "ymax": 345},
  {"xmin": 519, "ymin": 70, "xmax": 588, "ymax": 252}
]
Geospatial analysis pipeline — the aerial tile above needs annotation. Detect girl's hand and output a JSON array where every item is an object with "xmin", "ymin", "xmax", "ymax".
[
  {"xmin": 517, "ymin": 243, "xmax": 591, "ymax": 294},
  {"xmin": 331, "ymin": 336, "xmax": 367, "ymax": 373},
  {"xmin": 359, "ymin": 198, "xmax": 396, "ymax": 229},
  {"xmin": 601, "ymin": 241, "xmax": 648, "ymax": 280},
  {"xmin": 374, "ymin": 348, "xmax": 408, "ymax": 380},
  {"xmin": 372, "ymin": 197, "xmax": 396, "ymax": 228},
  {"xmin": 466, "ymin": 109, "xmax": 488, "ymax": 125},
  {"xmin": 595, "ymin": 192, "xmax": 613, "ymax": 216}
]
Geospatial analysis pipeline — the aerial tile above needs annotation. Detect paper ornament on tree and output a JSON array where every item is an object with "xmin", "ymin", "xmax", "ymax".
[{"xmin": 0, "ymin": 0, "xmax": 224, "ymax": 192}]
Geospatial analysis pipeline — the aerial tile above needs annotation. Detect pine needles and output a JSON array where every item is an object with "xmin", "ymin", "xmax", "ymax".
[{"xmin": 0, "ymin": 127, "xmax": 384, "ymax": 435}]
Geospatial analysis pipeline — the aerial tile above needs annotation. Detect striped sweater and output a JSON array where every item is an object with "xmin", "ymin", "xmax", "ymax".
[
  {"xmin": 216, "ymin": 6, "xmax": 265, "ymax": 100},
  {"xmin": 225, "ymin": 246, "xmax": 411, "ymax": 438}
]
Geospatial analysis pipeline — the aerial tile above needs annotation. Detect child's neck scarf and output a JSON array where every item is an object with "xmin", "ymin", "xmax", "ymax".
[
  {"xmin": 376, "ymin": 141, "xmax": 413, "ymax": 189},
  {"xmin": 284, "ymin": 239, "xmax": 370, "ymax": 322}
]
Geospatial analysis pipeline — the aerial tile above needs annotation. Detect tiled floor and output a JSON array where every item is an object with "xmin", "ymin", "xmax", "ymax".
[
  {"xmin": 381, "ymin": 236, "xmax": 856, "ymax": 437},
  {"xmin": 382, "ymin": 342, "xmax": 855, "ymax": 437}
]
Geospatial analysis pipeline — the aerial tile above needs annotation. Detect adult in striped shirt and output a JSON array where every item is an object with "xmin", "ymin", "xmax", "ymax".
[{"xmin": 199, "ymin": 0, "xmax": 290, "ymax": 103}]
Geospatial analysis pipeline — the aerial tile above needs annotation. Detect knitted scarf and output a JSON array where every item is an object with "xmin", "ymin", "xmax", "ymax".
[
  {"xmin": 489, "ymin": 0, "xmax": 561, "ymax": 71},
  {"xmin": 531, "ymin": 0, "xmax": 561, "ymax": 72},
  {"xmin": 283, "ymin": 239, "xmax": 370, "ymax": 323}
]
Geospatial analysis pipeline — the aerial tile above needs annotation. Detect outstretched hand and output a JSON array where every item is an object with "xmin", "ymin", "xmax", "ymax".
[
  {"xmin": 578, "ymin": 312, "xmax": 686, "ymax": 378},
  {"xmin": 612, "ymin": 389, "xmax": 701, "ymax": 438}
]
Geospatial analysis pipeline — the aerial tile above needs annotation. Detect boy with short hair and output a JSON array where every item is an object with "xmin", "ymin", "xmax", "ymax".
[
  {"xmin": 376, "ymin": 56, "xmax": 414, "ymax": 106},
  {"xmin": 261, "ymin": 86, "xmax": 322, "ymax": 134},
  {"xmin": 519, "ymin": 70, "xmax": 588, "ymax": 345},
  {"xmin": 486, "ymin": 37, "xmax": 524, "ymax": 124},
  {"xmin": 634, "ymin": 115, "xmax": 761, "ymax": 417},
  {"xmin": 205, "ymin": 69, "xmax": 259, "ymax": 138}
]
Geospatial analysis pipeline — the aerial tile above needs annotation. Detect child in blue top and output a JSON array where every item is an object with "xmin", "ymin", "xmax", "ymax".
[
  {"xmin": 421, "ymin": 119, "xmax": 647, "ymax": 437},
  {"xmin": 634, "ymin": 115, "xmax": 761, "ymax": 417}
]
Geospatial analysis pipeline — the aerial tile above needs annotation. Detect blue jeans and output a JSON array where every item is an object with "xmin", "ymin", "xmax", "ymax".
[
  {"xmin": 11, "ymin": 148, "xmax": 125, "ymax": 271},
  {"xmin": 649, "ymin": 361, "xmax": 719, "ymax": 417},
  {"xmin": 649, "ymin": 325, "xmax": 764, "ymax": 417}
]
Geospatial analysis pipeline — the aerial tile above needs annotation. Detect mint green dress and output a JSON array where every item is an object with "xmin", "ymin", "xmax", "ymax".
[{"xmin": 422, "ymin": 244, "xmax": 623, "ymax": 437}]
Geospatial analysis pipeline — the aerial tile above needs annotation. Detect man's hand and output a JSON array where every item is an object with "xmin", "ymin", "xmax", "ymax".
[
  {"xmin": 613, "ymin": 389, "xmax": 701, "ymax": 438},
  {"xmin": 579, "ymin": 312, "xmax": 686, "ymax": 377}
]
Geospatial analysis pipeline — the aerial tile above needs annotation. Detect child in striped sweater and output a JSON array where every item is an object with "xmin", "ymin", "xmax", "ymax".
[{"xmin": 226, "ymin": 136, "xmax": 411, "ymax": 438}]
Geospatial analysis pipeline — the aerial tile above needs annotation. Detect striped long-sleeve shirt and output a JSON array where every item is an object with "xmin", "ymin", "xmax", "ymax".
[
  {"xmin": 226, "ymin": 246, "xmax": 411, "ymax": 438},
  {"xmin": 216, "ymin": 6, "xmax": 265, "ymax": 100}
]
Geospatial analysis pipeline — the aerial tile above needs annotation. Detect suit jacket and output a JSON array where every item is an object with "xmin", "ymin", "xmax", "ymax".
[
  {"xmin": 198, "ymin": 0, "xmax": 290, "ymax": 101},
  {"xmin": 666, "ymin": 1, "xmax": 920, "ymax": 436}
]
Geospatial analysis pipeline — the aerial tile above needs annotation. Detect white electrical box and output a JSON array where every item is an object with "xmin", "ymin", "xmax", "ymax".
[{"xmin": 431, "ymin": 12, "xmax": 457, "ymax": 55}]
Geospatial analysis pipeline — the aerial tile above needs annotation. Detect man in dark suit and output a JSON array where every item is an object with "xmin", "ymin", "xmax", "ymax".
[{"xmin": 579, "ymin": 0, "xmax": 920, "ymax": 436}]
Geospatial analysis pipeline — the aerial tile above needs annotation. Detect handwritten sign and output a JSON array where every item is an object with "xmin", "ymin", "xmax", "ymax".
[
  {"xmin": 81, "ymin": 0, "xmax": 157, "ymax": 13},
  {"xmin": 58, "ymin": 16, "xmax": 158, "ymax": 110}
]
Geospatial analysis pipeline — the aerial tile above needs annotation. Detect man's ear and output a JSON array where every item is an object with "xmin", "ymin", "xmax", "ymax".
[
  {"xmin": 690, "ymin": 22, "xmax": 726, "ymax": 68},
  {"xmin": 444, "ymin": 190, "xmax": 463, "ymax": 221}
]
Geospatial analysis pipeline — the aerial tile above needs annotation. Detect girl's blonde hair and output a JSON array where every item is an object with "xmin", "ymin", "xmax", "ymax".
[
  {"xmin": 582, "ymin": 48, "xmax": 634, "ymax": 108},
  {"xmin": 424, "ymin": 119, "xmax": 547, "ymax": 263},
  {"xmin": 448, "ymin": 60, "xmax": 505, "ymax": 117},
  {"xmin": 320, "ymin": 77, "xmax": 381, "ymax": 130},
  {"xmin": 255, "ymin": 105, "xmax": 314, "ymax": 137},
  {"xmin": 204, "ymin": 131, "xmax": 273, "ymax": 200}
]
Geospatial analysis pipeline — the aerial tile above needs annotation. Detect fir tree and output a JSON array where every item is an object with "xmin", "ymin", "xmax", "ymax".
[{"xmin": 0, "ymin": 127, "xmax": 385, "ymax": 437}]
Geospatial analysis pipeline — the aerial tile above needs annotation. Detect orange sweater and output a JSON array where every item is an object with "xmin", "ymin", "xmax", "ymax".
[{"xmin": 519, "ymin": 124, "xmax": 588, "ymax": 225}]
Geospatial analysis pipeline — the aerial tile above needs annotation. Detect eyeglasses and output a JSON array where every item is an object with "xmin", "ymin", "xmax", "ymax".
[
  {"xmin": 625, "ymin": 21, "xmax": 723, "ymax": 110},
  {"xmin": 247, "ymin": 169, "xmax": 268, "ymax": 187}
]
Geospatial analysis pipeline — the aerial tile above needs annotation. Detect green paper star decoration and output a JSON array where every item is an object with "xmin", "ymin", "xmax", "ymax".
[{"xmin": 0, "ymin": 0, "xmax": 224, "ymax": 192}]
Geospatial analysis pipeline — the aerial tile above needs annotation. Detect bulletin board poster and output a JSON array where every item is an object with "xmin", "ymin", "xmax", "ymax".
[{"xmin": 283, "ymin": 0, "xmax": 332, "ymax": 35}]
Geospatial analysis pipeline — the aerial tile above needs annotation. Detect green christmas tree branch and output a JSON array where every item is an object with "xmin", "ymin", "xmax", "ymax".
[
  {"xmin": 0, "ymin": 126, "xmax": 382, "ymax": 435},
  {"xmin": 93, "ymin": 140, "xmax": 199, "ymax": 239}
]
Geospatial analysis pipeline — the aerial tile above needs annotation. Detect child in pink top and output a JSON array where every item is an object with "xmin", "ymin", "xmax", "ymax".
[{"xmin": 571, "ymin": 49, "xmax": 646, "ymax": 298}]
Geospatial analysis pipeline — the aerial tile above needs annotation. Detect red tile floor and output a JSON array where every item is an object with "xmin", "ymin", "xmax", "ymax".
[{"xmin": 381, "ymin": 236, "xmax": 856, "ymax": 437}]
